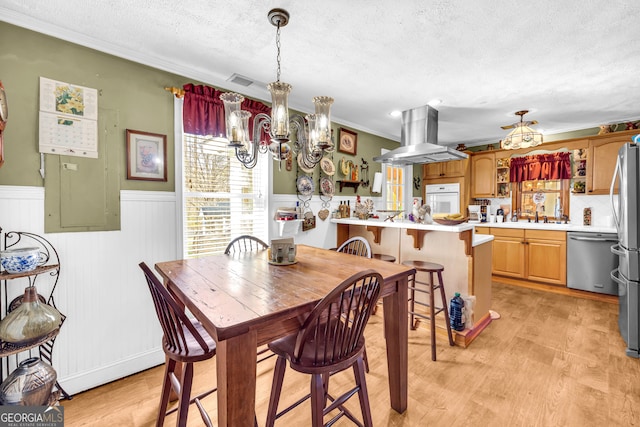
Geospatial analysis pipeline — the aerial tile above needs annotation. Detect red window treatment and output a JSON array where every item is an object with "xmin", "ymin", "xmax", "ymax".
[
  {"xmin": 182, "ymin": 83, "xmax": 271, "ymax": 142},
  {"xmin": 509, "ymin": 152, "xmax": 571, "ymax": 182}
]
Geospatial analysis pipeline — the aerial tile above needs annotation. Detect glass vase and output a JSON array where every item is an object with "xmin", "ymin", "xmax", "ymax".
[{"xmin": 0, "ymin": 286, "xmax": 62, "ymax": 344}]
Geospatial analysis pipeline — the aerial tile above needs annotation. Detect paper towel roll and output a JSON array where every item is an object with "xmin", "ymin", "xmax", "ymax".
[{"xmin": 372, "ymin": 172, "xmax": 383, "ymax": 193}]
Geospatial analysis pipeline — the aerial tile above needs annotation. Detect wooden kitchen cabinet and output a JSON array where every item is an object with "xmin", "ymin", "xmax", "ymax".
[
  {"xmin": 587, "ymin": 134, "xmax": 627, "ymax": 195},
  {"xmin": 488, "ymin": 228, "xmax": 566, "ymax": 285},
  {"xmin": 423, "ymin": 158, "xmax": 468, "ymax": 179},
  {"xmin": 470, "ymin": 152, "xmax": 495, "ymax": 198},
  {"xmin": 526, "ymin": 230, "xmax": 566, "ymax": 285},
  {"xmin": 491, "ymin": 228, "xmax": 526, "ymax": 278}
]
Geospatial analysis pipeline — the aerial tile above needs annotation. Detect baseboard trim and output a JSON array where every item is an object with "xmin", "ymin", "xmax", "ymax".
[
  {"xmin": 58, "ymin": 348, "xmax": 165, "ymax": 397},
  {"xmin": 492, "ymin": 275, "xmax": 618, "ymax": 304},
  {"xmin": 452, "ymin": 312, "xmax": 492, "ymax": 348}
]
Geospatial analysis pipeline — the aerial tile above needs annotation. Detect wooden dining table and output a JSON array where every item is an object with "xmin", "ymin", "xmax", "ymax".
[{"xmin": 155, "ymin": 244, "xmax": 415, "ymax": 426}]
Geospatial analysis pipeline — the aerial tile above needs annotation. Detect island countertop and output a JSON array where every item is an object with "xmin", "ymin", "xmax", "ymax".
[{"xmin": 331, "ymin": 218, "xmax": 493, "ymax": 247}]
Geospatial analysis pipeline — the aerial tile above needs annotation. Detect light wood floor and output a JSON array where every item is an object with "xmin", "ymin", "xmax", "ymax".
[{"xmin": 61, "ymin": 281, "xmax": 640, "ymax": 426}]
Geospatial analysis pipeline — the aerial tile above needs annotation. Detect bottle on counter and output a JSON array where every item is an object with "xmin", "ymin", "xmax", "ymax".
[{"xmin": 449, "ymin": 292, "xmax": 465, "ymax": 332}]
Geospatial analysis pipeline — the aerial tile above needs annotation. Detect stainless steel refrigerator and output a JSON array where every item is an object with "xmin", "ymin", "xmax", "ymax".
[{"xmin": 610, "ymin": 136, "xmax": 640, "ymax": 358}]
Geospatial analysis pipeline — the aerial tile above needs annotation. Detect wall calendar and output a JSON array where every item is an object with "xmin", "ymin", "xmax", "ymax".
[{"xmin": 39, "ymin": 77, "xmax": 99, "ymax": 158}]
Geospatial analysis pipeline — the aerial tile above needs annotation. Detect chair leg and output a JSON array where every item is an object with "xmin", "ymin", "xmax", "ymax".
[
  {"xmin": 266, "ymin": 356, "xmax": 287, "ymax": 427},
  {"xmin": 322, "ymin": 372, "xmax": 330, "ymax": 408},
  {"xmin": 352, "ymin": 356, "xmax": 374, "ymax": 427},
  {"xmin": 177, "ymin": 362, "xmax": 195, "ymax": 427},
  {"xmin": 363, "ymin": 345, "xmax": 370, "ymax": 373},
  {"xmin": 429, "ymin": 271, "xmax": 437, "ymax": 361},
  {"xmin": 438, "ymin": 271, "xmax": 455, "ymax": 346},
  {"xmin": 310, "ymin": 373, "xmax": 325, "ymax": 427},
  {"xmin": 156, "ymin": 359, "xmax": 175, "ymax": 427}
]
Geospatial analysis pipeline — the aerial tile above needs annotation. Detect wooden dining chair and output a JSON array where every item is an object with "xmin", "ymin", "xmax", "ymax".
[
  {"xmin": 224, "ymin": 235, "xmax": 268, "ymax": 254},
  {"xmin": 336, "ymin": 236, "xmax": 372, "ymax": 258},
  {"xmin": 139, "ymin": 262, "xmax": 217, "ymax": 427},
  {"xmin": 265, "ymin": 269, "xmax": 382, "ymax": 427},
  {"xmin": 336, "ymin": 235, "xmax": 373, "ymax": 372}
]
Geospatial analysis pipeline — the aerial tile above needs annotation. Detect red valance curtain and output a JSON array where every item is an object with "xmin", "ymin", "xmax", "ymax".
[
  {"xmin": 509, "ymin": 152, "xmax": 571, "ymax": 182},
  {"xmin": 182, "ymin": 83, "xmax": 271, "ymax": 142}
]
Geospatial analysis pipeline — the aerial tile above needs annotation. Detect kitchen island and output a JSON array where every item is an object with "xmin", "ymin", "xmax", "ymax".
[{"xmin": 332, "ymin": 218, "xmax": 494, "ymax": 346}]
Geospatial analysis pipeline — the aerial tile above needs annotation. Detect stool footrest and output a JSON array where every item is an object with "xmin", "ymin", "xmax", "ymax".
[{"xmin": 409, "ymin": 306, "xmax": 447, "ymax": 319}]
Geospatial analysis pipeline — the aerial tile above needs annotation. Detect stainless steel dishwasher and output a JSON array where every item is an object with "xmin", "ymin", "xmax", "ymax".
[{"xmin": 567, "ymin": 231, "xmax": 619, "ymax": 295}]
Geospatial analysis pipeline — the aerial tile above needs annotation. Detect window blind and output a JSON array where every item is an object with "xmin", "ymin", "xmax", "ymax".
[
  {"xmin": 384, "ymin": 164, "xmax": 405, "ymax": 212},
  {"xmin": 182, "ymin": 133, "xmax": 268, "ymax": 258}
]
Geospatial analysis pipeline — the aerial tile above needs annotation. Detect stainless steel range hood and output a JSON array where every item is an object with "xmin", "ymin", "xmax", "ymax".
[{"xmin": 373, "ymin": 105, "xmax": 468, "ymax": 165}]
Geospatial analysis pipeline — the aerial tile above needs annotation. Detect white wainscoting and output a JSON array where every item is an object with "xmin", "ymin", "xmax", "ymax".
[
  {"xmin": 0, "ymin": 186, "xmax": 176, "ymax": 395},
  {"xmin": 0, "ymin": 186, "xmax": 380, "ymax": 395}
]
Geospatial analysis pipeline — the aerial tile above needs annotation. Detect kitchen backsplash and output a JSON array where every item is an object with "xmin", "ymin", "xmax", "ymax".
[{"xmin": 476, "ymin": 194, "xmax": 614, "ymax": 227}]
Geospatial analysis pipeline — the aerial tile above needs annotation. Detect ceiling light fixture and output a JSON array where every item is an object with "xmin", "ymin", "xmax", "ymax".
[
  {"xmin": 220, "ymin": 8, "xmax": 334, "ymax": 169},
  {"xmin": 500, "ymin": 110, "xmax": 543, "ymax": 150}
]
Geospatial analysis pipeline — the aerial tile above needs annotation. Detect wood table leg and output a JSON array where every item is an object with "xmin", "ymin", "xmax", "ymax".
[
  {"xmin": 216, "ymin": 330, "xmax": 258, "ymax": 426},
  {"xmin": 382, "ymin": 276, "xmax": 408, "ymax": 413}
]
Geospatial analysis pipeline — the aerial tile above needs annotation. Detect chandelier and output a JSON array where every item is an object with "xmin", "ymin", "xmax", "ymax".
[
  {"xmin": 500, "ymin": 110, "xmax": 543, "ymax": 150},
  {"xmin": 220, "ymin": 8, "xmax": 334, "ymax": 169}
]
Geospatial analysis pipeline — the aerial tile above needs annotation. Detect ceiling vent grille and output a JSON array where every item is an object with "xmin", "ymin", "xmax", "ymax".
[{"xmin": 227, "ymin": 73, "xmax": 254, "ymax": 87}]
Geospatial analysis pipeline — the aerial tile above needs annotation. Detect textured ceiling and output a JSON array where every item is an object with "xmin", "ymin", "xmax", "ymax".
[{"xmin": 2, "ymin": 0, "xmax": 640, "ymax": 146}]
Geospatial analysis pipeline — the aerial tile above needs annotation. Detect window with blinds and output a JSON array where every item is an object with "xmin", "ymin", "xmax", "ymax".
[
  {"xmin": 384, "ymin": 164, "xmax": 405, "ymax": 213},
  {"xmin": 182, "ymin": 133, "xmax": 268, "ymax": 258}
]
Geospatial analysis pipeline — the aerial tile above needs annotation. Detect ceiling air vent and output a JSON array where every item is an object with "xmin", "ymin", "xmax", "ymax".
[{"xmin": 227, "ymin": 73, "xmax": 255, "ymax": 87}]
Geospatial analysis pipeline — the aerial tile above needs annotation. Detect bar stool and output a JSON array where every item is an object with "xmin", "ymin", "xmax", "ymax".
[
  {"xmin": 402, "ymin": 260, "xmax": 455, "ymax": 361},
  {"xmin": 372, "ymin": 253, "xmax": 396, "ymax": 263}
]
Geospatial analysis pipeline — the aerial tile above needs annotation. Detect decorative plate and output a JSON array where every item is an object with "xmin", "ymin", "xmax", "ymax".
[
  {"xmin": 320, "ymin": 157, "xmax": 335, "ymax": 176},
  {"xmin": 297, "ymin": 153, "xmax": 314, "ymax": 174},
  {"xmin": 297, "ymin": 175, "xmax": 314, "ymax": 196},
  {"xmin": 320, "ymin": 177, "xmax": 334, "ymax": 197}
]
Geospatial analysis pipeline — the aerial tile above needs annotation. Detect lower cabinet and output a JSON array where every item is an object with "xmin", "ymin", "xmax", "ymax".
[
  {"xmin": 488, "ymin": 228, "xmax": 567, "ymax": 285},
  {"xmin": 492, "ymin": 228, "xmax": 526, "ymax": 278}
]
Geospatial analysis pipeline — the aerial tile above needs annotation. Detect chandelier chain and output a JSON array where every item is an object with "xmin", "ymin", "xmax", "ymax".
[{"xmin": 275, "ymin": 22, "xmax": 282, "ymax": 82}]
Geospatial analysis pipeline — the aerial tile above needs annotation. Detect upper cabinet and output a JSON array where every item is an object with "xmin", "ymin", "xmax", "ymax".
[
  {"xmin": 423, "ymin": 158, "xmax": 468, "ymax": 180},
  {"xmin": 587, "ymin": 134, "xmax": 628, "ymax": 194},
  {"xmin": 470, "ymin": 152, "xmax": 495, "ymax": 198}
]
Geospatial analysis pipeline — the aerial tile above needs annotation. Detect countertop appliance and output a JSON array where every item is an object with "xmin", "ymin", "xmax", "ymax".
[
  {"xmin": 425, "ymin": 183, "xmax": 460, "ymax": 216},
  {"xmin": 610, "ymin": 136, "xmax": 640, "ymax": 358},
  {"xmin": 567, "ymin": 232, "xmax": 618, "ymax": 295}
]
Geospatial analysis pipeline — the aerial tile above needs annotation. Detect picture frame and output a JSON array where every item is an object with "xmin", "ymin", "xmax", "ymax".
[
  {"xmin": 126, "ymin": 129, "xmax": 167, "ymax": 181},
  {"xmin": 338, "ymin": 127, "xmax": 357, "ymax": 155}
]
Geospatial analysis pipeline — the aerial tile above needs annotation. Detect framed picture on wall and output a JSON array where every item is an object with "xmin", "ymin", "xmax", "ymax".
[
  {"xmin": 126, "ymin": 129, "xmax": 167, "ymax": 181},
  {"xmin": 338, "ymin": 128, "xmax": 357, "ymax": 155}
]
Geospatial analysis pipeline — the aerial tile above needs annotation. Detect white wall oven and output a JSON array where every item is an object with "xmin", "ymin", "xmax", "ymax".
[{"xmin": 425, "ymin": 183, "xmax": 460, "ymax": 215}]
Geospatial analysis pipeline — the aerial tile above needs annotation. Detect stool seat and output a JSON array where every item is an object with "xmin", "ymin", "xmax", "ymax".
[
  {"xmin": 402, "ymin": 260, "xmax": 443, "ymax": 272},
  {"xmin": 373, "ymin": 253, "xmax": 396, "ymax": 263},
  {"xmin": 402, "ymin": 259, "xmax": 454, "ymax": 361}
]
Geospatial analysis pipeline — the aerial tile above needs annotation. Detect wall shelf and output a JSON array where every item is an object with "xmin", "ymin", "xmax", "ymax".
[
  {"xmin": 336, "ymin": 180, "xmax": 360, "ymax": 193},
  {"xmin": 275, "ymin": 219, "xmax": 303, "ymax": 237}
]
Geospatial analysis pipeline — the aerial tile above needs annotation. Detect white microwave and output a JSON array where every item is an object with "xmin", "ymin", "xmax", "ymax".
[{"xmin": 425, "ymin": 183, "xmax": 460, "ymax": 215}]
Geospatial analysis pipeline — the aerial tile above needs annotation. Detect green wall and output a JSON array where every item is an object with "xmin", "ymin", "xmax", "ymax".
[
  {"xmin": 0, "ymin": 22, "xmax": 191, "ymax": 191},
  {"xmin": 272, "ymin": 124, "xmax": 398, "ymax": 196},
  {"xmin": 0, "ymin": 22, "xmax": 399, "ymax": 196}
]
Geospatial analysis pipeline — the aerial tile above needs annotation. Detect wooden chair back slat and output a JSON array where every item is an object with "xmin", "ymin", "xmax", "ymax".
[
  {"xmin": 224, "ymin": 235, "xmax": 269, "ymax": 254},
  {"xmin": 336, "ymin": 236, "xmax": 372, "ymax": 258},
  {"xmin": 293, "ymin": 269, "xmax": 382, "ymax": 367}
]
